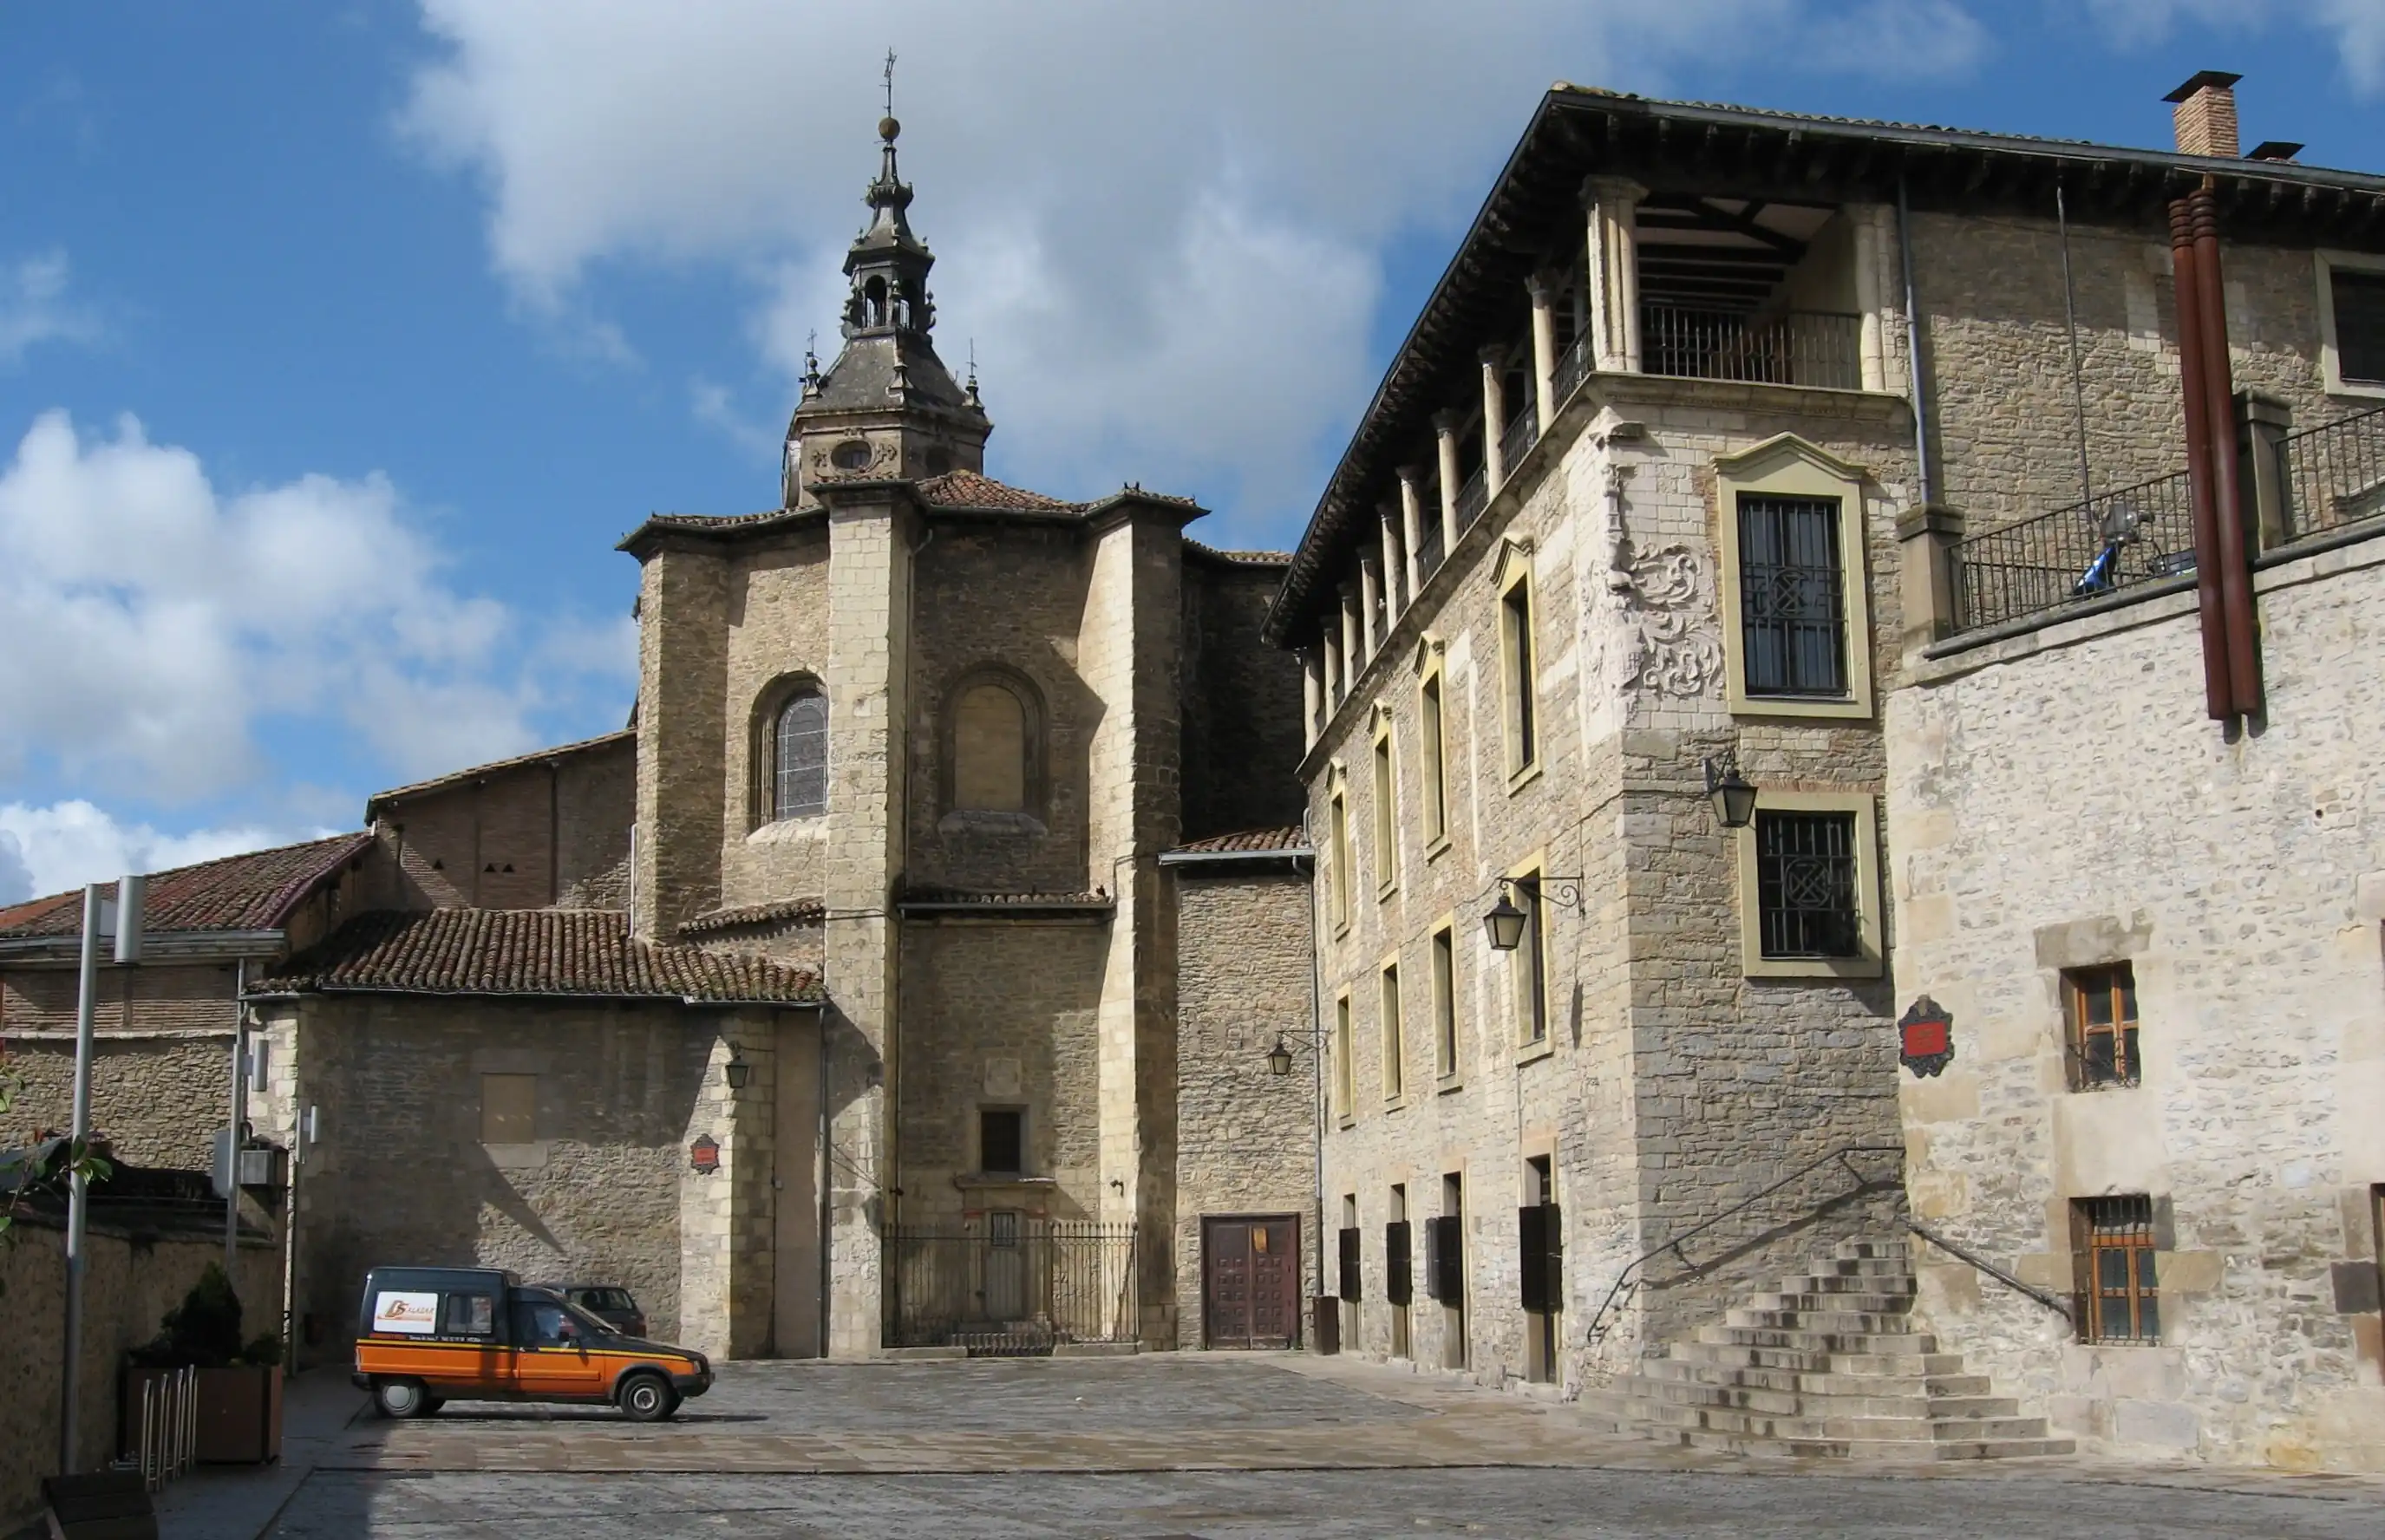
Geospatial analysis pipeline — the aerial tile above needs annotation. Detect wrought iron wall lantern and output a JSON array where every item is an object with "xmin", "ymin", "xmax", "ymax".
[
  {"xmin": 1481, "ymin": 876, "xmax": 1585, "ymax": 952},
  {"xmin": 1264, "ymin": 1034, "xmax": 1315, "ymax": 1076},
  {"xmin": 1703, "ymin": 754, "xmax": 1759, "ymax": 830},
  {"xmin": 722, "ymin": 1044, "xmax": 753, "ymax": 1091}
]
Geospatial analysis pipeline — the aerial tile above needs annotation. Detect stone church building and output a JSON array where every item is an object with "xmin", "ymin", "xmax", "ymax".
[{"xmin": 3, "ymin": 115, "xmax": 1321, "ymax": 1365}]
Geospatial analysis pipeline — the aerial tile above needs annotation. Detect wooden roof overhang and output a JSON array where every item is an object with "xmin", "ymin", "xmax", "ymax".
[{"xmin": 1262, "ymin": 86, "xmax": 2385, "ymax": 645}]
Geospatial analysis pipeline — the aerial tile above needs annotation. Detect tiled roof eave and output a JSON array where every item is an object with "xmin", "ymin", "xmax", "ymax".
[{"xmin": 248, "ymin": 982, "xmax": 821, "ymax": 1008}]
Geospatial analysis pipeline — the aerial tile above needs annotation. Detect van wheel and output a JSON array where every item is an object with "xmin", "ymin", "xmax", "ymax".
[
  {"xmin": 617, "ymin": 1373, "xmax": 679, "ymax": 1423},
  {"xmin": 374, "ymin": 1379, "xmax": 433, "ymax": 1419}
]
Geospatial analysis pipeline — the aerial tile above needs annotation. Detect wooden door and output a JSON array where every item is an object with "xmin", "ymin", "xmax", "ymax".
[{"xmin": 1203, "ymin": 1215, "xmax": 1299, "ymax": 1349}]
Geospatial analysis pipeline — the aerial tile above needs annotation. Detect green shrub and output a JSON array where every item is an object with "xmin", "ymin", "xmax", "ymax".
[{"xmin": 129, "ymin": 1263, "xmax": 246, "ymax": 1368}]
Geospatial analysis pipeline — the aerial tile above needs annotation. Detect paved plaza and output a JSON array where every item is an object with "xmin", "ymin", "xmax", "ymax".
[{"xmin": 226, "ymin": 1356, "xmax": 2384, "ymax": 1539}]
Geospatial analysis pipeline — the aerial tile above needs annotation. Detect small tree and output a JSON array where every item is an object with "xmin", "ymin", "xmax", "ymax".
[{"xmin": 129, "ymin": 1263, "xmax": 282, "ymax": 1369}]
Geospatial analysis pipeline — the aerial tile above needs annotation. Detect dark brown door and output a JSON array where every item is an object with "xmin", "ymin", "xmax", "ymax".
[{"xmin": 1203, "ymin": 1215, "xmax": 1300, "ymax": 1348}]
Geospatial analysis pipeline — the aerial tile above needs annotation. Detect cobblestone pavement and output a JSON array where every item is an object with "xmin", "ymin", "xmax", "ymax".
[{"xmin": 265, "ymin": 1355, "xmax": 2384, "ymax": 1538}]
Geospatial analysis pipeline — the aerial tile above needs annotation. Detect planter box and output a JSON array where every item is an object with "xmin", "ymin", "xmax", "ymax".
[
  {"xmin": 119, "ymin": 1364, "xmax": 282, "ymax": 1465},
  {"xmin": 195, "ymin": 1365, "xmax": 282, "ymax": 1464}
]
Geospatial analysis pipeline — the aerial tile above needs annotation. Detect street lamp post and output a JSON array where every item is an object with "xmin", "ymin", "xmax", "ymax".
[{"xmin": 60, "ymin": 873, "xmax": 145, "ymax": 1475}]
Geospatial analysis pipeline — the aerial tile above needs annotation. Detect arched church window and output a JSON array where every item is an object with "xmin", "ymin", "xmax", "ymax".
[
  {"xmin": 774, "ymin": 689, "xmax": 829, "ymax": 819},
  {"xmin": 864, "ymin": 277, "xmax": 888, "ymax": 326},
  {"xmin": 952, "ymin": 682, "xmax": 1027, "ymax": 812}
]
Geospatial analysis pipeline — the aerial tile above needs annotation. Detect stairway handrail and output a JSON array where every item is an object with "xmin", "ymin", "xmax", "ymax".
[
  {"xmin": 1582, "ymin": 1143, "xmax": 1905, "ymax": 1348},
  {"xmin": 1904, "ymin": 1218, "xmax": 2075, "ymax": 1322}
]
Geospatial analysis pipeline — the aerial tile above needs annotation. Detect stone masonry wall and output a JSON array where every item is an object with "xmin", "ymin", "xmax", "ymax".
[
  {"xmin": 1180, "ymin": 560, "xmax": 1308, "ymax": 844},
  {"xmin": 367, "ymin": 735, "xmax": 635, "ymax": 913},
  {"xmin": 1172, "ymin": 869, "xmax": 1320, "ymax": 1350},
  {"xmin": 717, "ymin": 528, "xmax": 835, "ymax": 916},
  {"xmin": 3, "ymin": 962, "xmax": 245, "ymax": 1168},
  {"xmin": 1886, "ymin": 531, "xmax": 2385, "ymax": 1471}
]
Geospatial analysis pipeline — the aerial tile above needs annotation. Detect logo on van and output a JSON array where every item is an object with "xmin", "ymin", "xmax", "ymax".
[{"xmin": 374, "ymin": 1290, "xmax": 441, "ymax": 1334}]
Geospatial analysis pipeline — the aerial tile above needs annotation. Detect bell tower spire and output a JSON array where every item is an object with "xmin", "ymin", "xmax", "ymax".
[{"xmin": 782, "ymin": 60, "xmax": 991, "ymax": 508}]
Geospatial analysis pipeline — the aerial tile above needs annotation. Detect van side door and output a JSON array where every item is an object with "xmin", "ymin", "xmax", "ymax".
[{"xmin": 507, "ymin": 1295, "xmax": 605, "ymax": 1399}]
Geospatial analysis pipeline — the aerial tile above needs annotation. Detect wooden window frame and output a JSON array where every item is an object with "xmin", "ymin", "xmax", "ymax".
[
  {"xmin": 2316, "ymin": 249, "xmax": 2385, "ymax": 399},
  {"xmin": 1714, "ymin": 434, "xmax": 1875, "ymax": 721},
  {"xmin": 1506, "ymin": 859, "xmax": 1551, "ymax": 1051},
  {"xmin": 1380, "ymin": 957, "xmax": 1405, "ymax": 1106},
  {"xmin": 2074, "ymin": 1195, "xmax": 2160, "ymax": 1344},
  {"xmin": 1430, "ymin": 921, "xmax": 1460, "ymax": 1087},
  {"xmin": 2063, "ymin": 963, "xmax": 2142, "ymax": 1091},
  {"xmin": 1333, "ymin": 989, "xmax": 1356, "ymax": 1128},
  {"xmin": 1733, "ymin": 791, "xmax": 1883, "ymax": 980},
  {"xmin": 1371, "ymin": 720, "xmax": 1399, "ymax": 900},
  {"xmin": 1417, "ymin": 648, "xmax": 1450, "ymax": 857},
  {"xmin": 1494, "ymin": 543, "xmax": 1540, "ymax": 786},
  {"xmin": 1327, "ymin": 780, "xmax": 1353, "ymax": 936}
]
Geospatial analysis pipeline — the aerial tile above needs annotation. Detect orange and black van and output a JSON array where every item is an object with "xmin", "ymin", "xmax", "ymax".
[{"xmin": 353, "ymin": 1266, "xmax": 711, "ymax": 1421}]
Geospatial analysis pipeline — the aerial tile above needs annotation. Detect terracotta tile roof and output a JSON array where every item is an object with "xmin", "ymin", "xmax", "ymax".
[
  {"xmin": 913, "ymin": 470, "xmax": 1078, "ymax": 513},
  {"xmin": 365, "ymin": 731, "xmax": 635, "ymax": 819},
  {"xmin": 0, "ymin": 832, "xmax": 374, "ymax": 939},
  {"xmin": 1169, "ymin": 826, "xmax": 1311, "ymax": 855},
  {"xmin": 253, "ymin": 909, "xmax": 822, "ymax": 1005},
  {"xmin": 1184, "ymin": 539, "xmax": 1292, "ymax": 566},
  {"xmin": 898, "ymin": 886, "xmax": 1114, "ymax": 907},
  {"xmin": 675, "ymin": 897, "xmax": 826, "ymax": 938}
]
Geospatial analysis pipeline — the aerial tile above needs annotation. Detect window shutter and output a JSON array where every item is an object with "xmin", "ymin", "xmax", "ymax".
[
  {"xmin": 1428, "ymin": 1216, "xmax": 1463, "ymax": 1303},
  {"xmin": 1518, "ymin": 1204, "xmax": 1548, "ymax": 1313},
  {"xmin": 1541, "ymin": 1202, "xmax": 1563, "ymax": 1313},
  {"xmin": 1385, "ymin": 1221, "xmax": 1413, "ymax": 1307},
  {"xmin": 1337, "ymin": 1226, "xmax": 1362, "ymax": 1303}
]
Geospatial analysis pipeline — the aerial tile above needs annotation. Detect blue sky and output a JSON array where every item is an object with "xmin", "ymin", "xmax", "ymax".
[{"xmin": 2, "ymin": 0, "xmax": 2380, "ymax": 900}]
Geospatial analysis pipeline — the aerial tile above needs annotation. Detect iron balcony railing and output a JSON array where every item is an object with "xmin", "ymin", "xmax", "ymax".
[
  {"xmin": 2280, "ymin": 403, "xmax": 2385, "ymax": 542},
  {"xmin": 1453, "ymin": 465, "xmax": 1487, "ymax": 529},
  {"xmin": 1954, "ymin": 468, "xmax": 2197, "ymax": 634},
  {"xmin": 1552, "ymin": 332, "xmax": 1591, "ymax": 408},
  {"xmin": 1413, "ymin": 498, "xmax": 1446, "ymax": 578},
  {"xmin": 1641, "ymin": 305, "xmax": 1863, "ymax": 391},
  {"xmin": 1499, "ymin": 408, "xmax": 1540, "ymax": 478},
  {"xmin": 883, "ymin": 1217, "xmax": 1138, "ymax": 1355}
]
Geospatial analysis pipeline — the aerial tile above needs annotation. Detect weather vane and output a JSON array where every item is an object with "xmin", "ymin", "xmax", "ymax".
[{"xmin": 883, "ymin": 49, "xmax": 897, "ymax": 119}]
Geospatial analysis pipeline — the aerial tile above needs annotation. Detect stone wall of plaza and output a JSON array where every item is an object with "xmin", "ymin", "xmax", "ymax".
[
  {"xmin": 1171, "ymin": 866, "xmax": 1322, "ymax": 1351},
  {"xmin": 1885, "ymin": 532, "xmax": 2385, "ymax": 1471},
  {"xmin": 892, "ymin": 915, "xmax": 1108, "ymax": 1223},
  {"xmin": 1911, "ymin": 211, "xmax": 2356, "ymax": 532},
  {"xmin": 3, "ymin": 962, "xmax": 243, "ymax": 1165},
  {"xmin": 250, "ymin": 995, "xmax": 818, "ymax": 1364},
  {"xmin": 1307, "ymin": 373, "xmax": 1916, "ymax": 1393}
]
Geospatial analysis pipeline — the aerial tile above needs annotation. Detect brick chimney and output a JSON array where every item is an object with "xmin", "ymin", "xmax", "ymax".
[{"xmin": 2166, "ymin": 70, "xmax": 2243, "ymax": 158}]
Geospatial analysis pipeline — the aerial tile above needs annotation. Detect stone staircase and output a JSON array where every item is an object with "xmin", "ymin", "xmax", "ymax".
[{"xmin": 1587, "ymin": 1238, "xmax": 2075, "ymax": 1460}]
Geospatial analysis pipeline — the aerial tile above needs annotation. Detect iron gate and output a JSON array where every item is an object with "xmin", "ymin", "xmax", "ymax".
[{"xmin": 883, "ymin": 1217, "xmax": 1139, "ymax": 1354}]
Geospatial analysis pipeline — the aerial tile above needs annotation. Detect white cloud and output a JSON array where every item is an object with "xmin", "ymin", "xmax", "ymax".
[
  {"xmin": 0, "ymin": 410, "xmax": 636, "ymax": 806},
  {"xmin": 0, "ymin": 251, "xmax": 100, "ymax": 367},
  {"xmin": 0, "ymin": 801, "xmax": 316, "ymax": 906},
  {"xmin": 398, "ymin": 0, "xmax": 1990, "ymax": 538},
  {"xmin": 2086, "ymin": 0, "xmax": 2385, "ymax": 93}
]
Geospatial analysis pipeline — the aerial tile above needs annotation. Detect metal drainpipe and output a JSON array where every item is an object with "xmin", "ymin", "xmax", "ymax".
[
  {"xmin": 1304, "ymin": 840, "xmax": 1327, "ymax": 1348},
  {"xmin": 1896, "ymin": 176, "xmax": 1936, "ymax": 507},
  {"xmin": 2169, "ymin": 196, "xmax": 2233, "ymax": 721},
  {"xmin": 2190, "ymin": 188, "xmax": 2262, "ymax": 717},
  {"xmin": 818, "ymin": 1006, "xmax": 833, "ymax": 1357}
]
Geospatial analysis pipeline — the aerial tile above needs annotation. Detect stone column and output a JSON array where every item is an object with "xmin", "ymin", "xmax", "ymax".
[
  {"xmin": 819, "ymin": 484, "xmax": 914, "ymax": 1356},
  {"xmin": 1378, "ymin": 506, "xmax": 1405, "ymax": 619},
  {"xmin": 1895, "ymin": 503, "xmax": 1965, "ymax": 652},
  {"xmin": 1852, "ymin": 205, "xmax": 1889, "ymax": 393},
  {"xmin": 1583, "ymin": 177, "xmax": 1646, "ymax": 373},
  {"xmin": 1358, "ymin": 552, "xmax": 1382, "ymax": 660},
  {"xmin": 1528, "ymin": 272, "xmax": 1559, "ymax": 432},
  {"xmin": 1302, "ymin": 649, "xmax": 1324, "ymax": 750},
  {"xmin": 1396, "ymin": 467, "xmax": 1426, "ymax": 596},
  {"xmin": 1480, "ymin": 347, "xmax": 1508, "ymax": 494},
  {"xmin": 1339, "ymin": 584, "xmax": 1362, "ymax": 692},
  {"xmin": 1322, "ymin": 619, "xmax": 1343, "ymax": 708},
  {"xmin": 1432, "ymin": 411, "xmax": 1463, "ymax": 552}
]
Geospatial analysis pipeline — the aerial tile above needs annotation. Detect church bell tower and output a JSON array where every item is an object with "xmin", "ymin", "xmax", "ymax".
[{"xmin": 783, "ymin": 95, "xmax": 991, "ymax": 506}]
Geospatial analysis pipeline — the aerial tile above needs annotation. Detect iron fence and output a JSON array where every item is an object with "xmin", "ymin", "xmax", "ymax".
[
  {"xmin": 1552, "ymin": 332, "xmax": 1591, "ymax": 408},
  {"xmin": 2280, "ymin": 403, "xmax": 2385, "ymax": 543},
  {"xmin": 1413, "ymin": 496, "xmax": 1446, "ymax": 578},
  {"xmin": 1954, "ymin": 468, "xmax": 2197, "ymax": 634},
  {"xmin": 1641, "ymin": 305, "xmax": 1863, "ymax": 391},
  {"xmin": 883, "ymin": 1217, "xmax": 1138, "ymax": 1354},
  {"xmin": 1454, "ymin": 466, "xmax": 1487, "ymax": 530},
  {"xmin": 1499, "ymin": 407, "xmax": 1540, "ymax": 477}
]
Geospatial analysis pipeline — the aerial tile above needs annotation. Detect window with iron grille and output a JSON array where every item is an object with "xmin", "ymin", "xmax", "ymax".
[
  {"xmin": 1754, "ymin": 811, "xmax": 1860, "ymax": 958},
  {"xmin": 1737, "ymin": 494, "xmax": 1849, "ymax": 698},
  {"xmin": 2065, "ymin": 964, "xmax": 2141, "ymax": 1091},
  {"xmin": 2333, "ymin": 268, "xmax": 2385, "ymax": 385},
  {"xmin": 774, "ymin": 688, "xmax": 829, "ymax": 819},
  {"xmin": 2075, "ymin": 1195, "xmax": 2160, "ymax": 1343}
]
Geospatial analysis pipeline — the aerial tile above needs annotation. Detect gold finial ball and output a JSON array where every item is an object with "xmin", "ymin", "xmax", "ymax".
[{"xmin": 879, "ymin": 115, "xmax": 900, "ymax": 143}]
